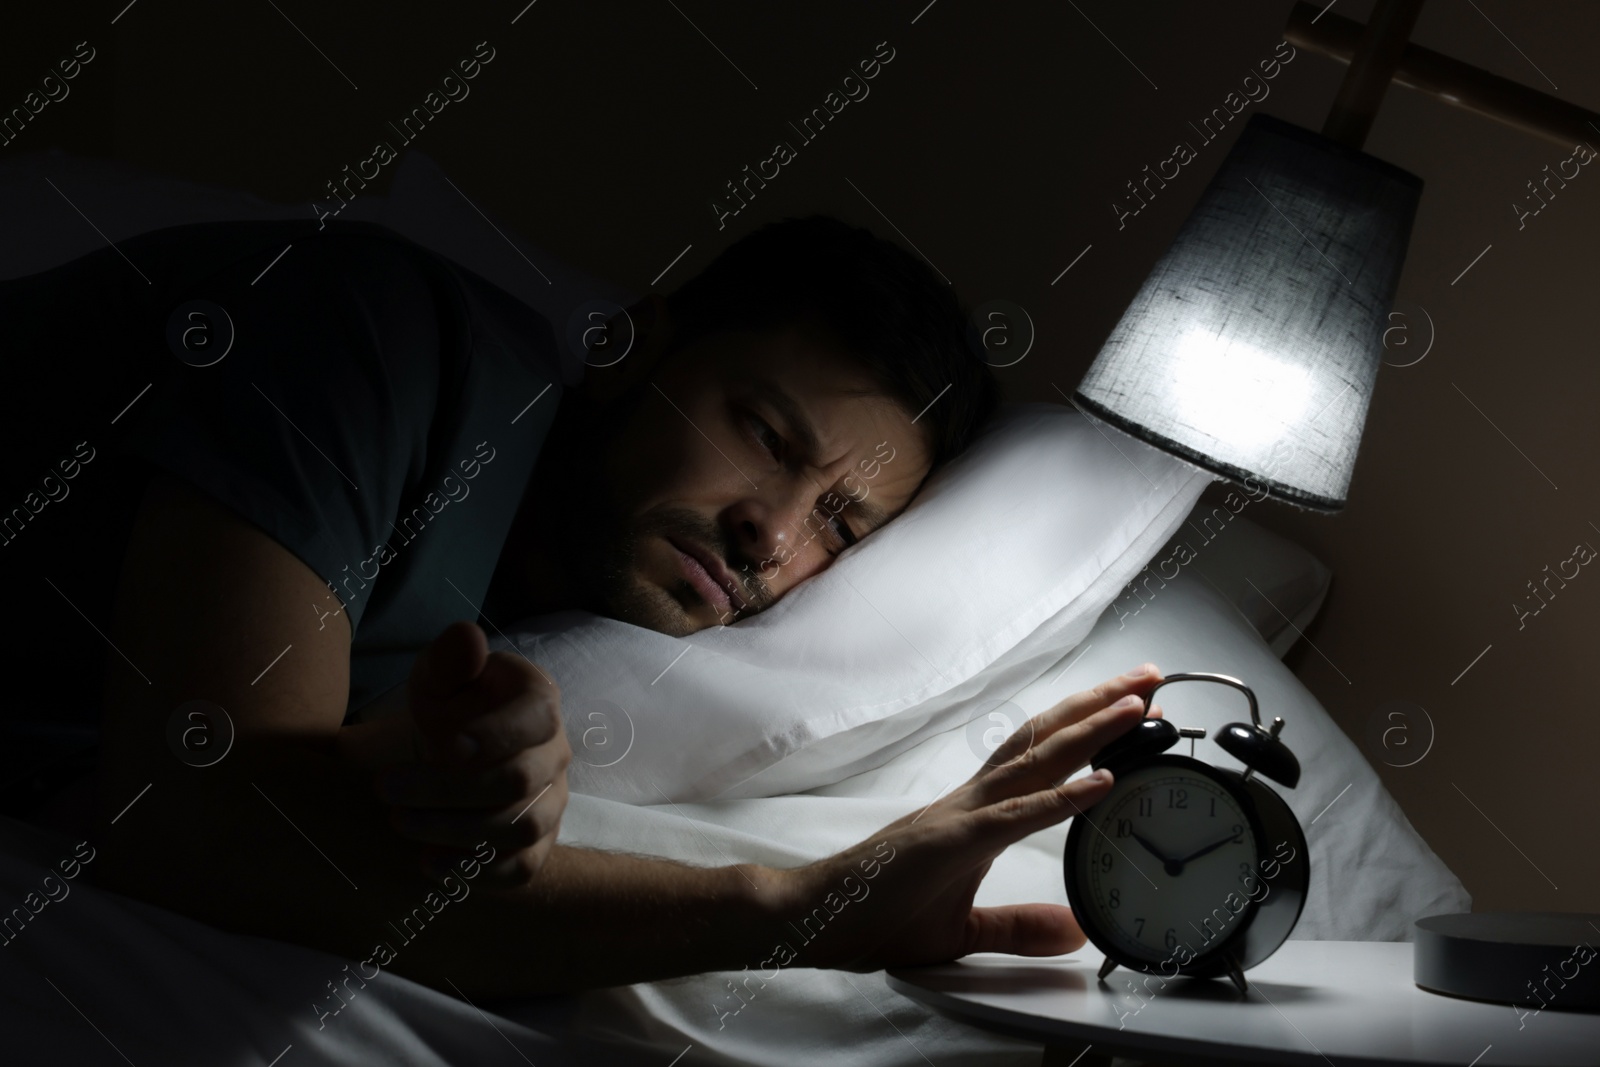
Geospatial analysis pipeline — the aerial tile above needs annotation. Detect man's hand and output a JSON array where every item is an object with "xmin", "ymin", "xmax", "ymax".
[
  {"xmin": 764, "ymin": 663, "xmax": 1164, "ymax": 971},
  {"xmin": 376, "ymin": 620, "xmax": 571, "ymax": 888}
]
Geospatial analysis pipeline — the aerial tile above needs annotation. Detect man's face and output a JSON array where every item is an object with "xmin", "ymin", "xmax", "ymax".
[{"xmin": 570, "ymin": 328, "xmax": 933, "ymax": 636}]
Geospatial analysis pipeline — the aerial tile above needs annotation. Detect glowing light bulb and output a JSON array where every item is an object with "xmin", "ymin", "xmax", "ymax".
[{"xmin": 1168, "ymin": 327, "xmax": 1311, "ymax": 453}]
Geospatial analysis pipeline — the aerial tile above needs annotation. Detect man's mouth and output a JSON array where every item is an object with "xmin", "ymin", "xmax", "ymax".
[{"xmin": 667, "ymin": 536, "xmax": 747, "ymax": 615}]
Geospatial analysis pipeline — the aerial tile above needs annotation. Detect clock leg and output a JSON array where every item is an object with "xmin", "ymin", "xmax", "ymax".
[
  {"xmin": 1225, "ymin": 951, "xmax": 1249, "ymax": 997},
  {"xmin": 1096, "ymin": 957, "xmax": 1118, "ymax": 982}
]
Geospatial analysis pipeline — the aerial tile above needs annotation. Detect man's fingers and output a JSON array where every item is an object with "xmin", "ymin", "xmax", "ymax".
[
  {"xmin": 962, "ymin": 903, "xmax": 1087, "ymax": 957},
  {"xmin": 408, "ymin": 622, "xmax": 491, "ymax": 761},
  {"xmin": 413, "ymin": 648, "xmax": 561, "ymax": 767},
  {"xmin": 984, "ymin": 664, "xmax": 1161, "ymax": 770},
  {"xmin": 410, "ymin": 621, "xmax": 489, "ymax": 707},
  {"xmin": 976, "ymin": 765, "xmax": 1119, "ymax": 848},
  {"xmin": 451, "ymin": 681, "xmax": 563, "ymax": 767},
  {"xmin": 1035, "ymin": 663, "xmax": 1162, "ymax": 737},
  {"xmin": 898, "ymin": 770, "xmax": 1115, "ymax": 886},
  {"xmin": 379, "ymin": 742, "xmax": 570, "ymax": 808},
  {"xmin": 1018, "ymin": 697, "xmax": 1167, "ymax": 790},
  {"xmin": 976, "ymin": 697, "xmax": 1146, "ymax": 804},
  {"xmin": 390, "ymin": 775, "xmax": 568, "ymax": 850}
]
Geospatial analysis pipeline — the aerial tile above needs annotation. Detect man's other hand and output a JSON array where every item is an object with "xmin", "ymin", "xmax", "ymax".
[{"xmin": 379, "ymin": 621, "xmax": 571, "ymax": 889}]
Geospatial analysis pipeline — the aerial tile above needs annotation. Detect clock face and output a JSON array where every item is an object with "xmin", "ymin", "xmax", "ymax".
[{"xmin": 1072, "ymin": 762, "xmax": 1261, "ymax": 966}]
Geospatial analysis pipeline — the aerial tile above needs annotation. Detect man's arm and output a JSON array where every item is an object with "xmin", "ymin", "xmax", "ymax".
[
  {"xmin": 87, "ymin": 473, "xmax": 770, "ymax": 994},
  {"xmin": 91, "ymin": 473, "xmax": 1157, "ymax": 998}
]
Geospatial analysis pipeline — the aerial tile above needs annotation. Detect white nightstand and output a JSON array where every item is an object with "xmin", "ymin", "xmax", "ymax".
[{"xmin": 887, "ymin": 940, "xmax": 1599, "ymax": 1066}]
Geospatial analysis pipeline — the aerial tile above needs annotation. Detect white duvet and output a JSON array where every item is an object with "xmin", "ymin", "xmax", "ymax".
[{"xmin": 0, "ymin": 568, "xmax": 1467, "ymax": 1067}]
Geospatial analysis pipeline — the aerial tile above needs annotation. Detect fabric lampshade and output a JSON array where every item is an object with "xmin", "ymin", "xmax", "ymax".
[{"xmin": 1074, "ymin": 113, "xmax": 1423, "ymax": 511}]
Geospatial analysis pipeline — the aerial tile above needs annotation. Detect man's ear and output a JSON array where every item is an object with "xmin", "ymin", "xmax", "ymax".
[{"xmin": 577, "ymin": 293, "xmax": 673, "ymax": 406}]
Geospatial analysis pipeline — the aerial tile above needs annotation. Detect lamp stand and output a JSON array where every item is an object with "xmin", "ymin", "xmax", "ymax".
[
  {"xmin": 1319, "ymin": 0, "xmax": 1428, "ymax": 150},
  {"xmin": 1290, "ymin": 1, "xmax": 1600, "ymax": 151}
]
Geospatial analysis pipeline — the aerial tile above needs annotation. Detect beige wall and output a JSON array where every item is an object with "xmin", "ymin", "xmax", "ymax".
[{"xmin": 10, "ymin": 0, "xmax": 1595, "ymax": 911}]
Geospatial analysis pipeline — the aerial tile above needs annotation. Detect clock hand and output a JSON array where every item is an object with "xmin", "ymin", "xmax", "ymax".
[
  {"xmin": 1129, "ymin": 831, "xmax": 1172, "ymax": 864},
  {"xmin": 1173, "ymin": 831, "xmax": 1242, "ymax": 867},
  {"xmin": 1130, "ymin": 831, "xmax": 1185, "ymax": 878}
]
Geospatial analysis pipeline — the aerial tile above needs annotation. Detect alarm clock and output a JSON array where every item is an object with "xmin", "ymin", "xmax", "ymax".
[{"xmin": 1063, "ymin": 672, "xmax": 1309, "ymax": 995}]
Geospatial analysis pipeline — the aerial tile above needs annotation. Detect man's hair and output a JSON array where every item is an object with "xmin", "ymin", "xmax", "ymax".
[{"xmin": 664, "ymin": 215, "xmax": 1000, "ymax": 473}]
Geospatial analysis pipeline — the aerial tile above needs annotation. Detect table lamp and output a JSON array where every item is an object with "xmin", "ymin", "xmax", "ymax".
[
  {"xmin": 1073, "ymin": 112, "xmax": 1420, "ymax": 511},
  {"xmin": 1073, "ymin": 0, "xmax": 1598, "ymax": 512}
]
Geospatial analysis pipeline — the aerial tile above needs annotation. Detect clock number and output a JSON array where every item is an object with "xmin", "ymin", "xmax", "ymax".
[
  {"xmin": 1116, "ymin": 818, "xmax": 1133, "ymax": 838},
  {"xmin": 1100, "ymin": 853, "xmax": 1113, "ymax": 873},
  {"xmin": 1134, "ymin": 917, "xmax": 1146, "ymax": 937},
  {"xmin": 1239, "ymin": 861, "xmax": 1253, "ymax": 881},
  {"xmin": 1109, "ymin": 888, "xmax": 1121, "ymax": 909},
  {"xmin": 1230, "ymin": 823, "xmax": 1245, "ymax": 843},
  {"xmin": 1167, "ymin": 788, "xmax": 1188, "ymax": 809},
  {"xmin": 1164, "ymin": 928, "xmax": 1178, "ymax": 950},
  {"xmin": 1209, "ymin": 797, "xmax": 1216, "ymax": 817},
  {"xmin": 1138, "ymin": 796, "xmax": 1153, "ymax": 817}
]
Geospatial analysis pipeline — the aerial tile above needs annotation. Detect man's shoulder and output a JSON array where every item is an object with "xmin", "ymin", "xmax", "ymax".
[
  {"xmin": 134, "ymin": 219, "xmax": 491, "ymax": 366},
  {"xmin": 111, "ymin": 219, "xmax": 551, "ymax": 350}
]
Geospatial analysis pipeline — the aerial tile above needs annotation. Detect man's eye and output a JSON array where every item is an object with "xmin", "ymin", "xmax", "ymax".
[
  {"xmin": 746, "ymin": 413, "xmax": 783, "ymax": 459},
  {"xmin": 829, "ymin": 511, "xmax": 858, "ymax": 548}
]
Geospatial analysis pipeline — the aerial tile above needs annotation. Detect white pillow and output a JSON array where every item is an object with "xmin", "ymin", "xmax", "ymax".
[
  {"xmin": 1196, "ymin": 513, "xmax": 1332, "ymax": 657},
  {"xmin": 503, "ymin": 402, "xmax": 1213, "ymax": 803},
  {"xmin": 1119, "ymin": 508, "xmax": 1334, "ymax": 658}
]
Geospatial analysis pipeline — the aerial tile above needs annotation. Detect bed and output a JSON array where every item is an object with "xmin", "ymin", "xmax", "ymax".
[
  {"xmin": 0, "ymin": 529, "xmax": 1467, "ymax": 1066},
  {"xmin": 0, "ymin": 150, "xmax": 1468, "ymax": 1067}
]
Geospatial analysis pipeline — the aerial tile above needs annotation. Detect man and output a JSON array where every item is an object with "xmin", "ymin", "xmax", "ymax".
[{"xmin": 0, "ymin": 212, "xmax": 1162, "ymax": 996}]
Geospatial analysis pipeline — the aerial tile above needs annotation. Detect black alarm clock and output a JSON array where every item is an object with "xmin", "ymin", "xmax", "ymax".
[{"xmin": 1063, "ymin": 672, "xmax": 1309, "ymax": 995}]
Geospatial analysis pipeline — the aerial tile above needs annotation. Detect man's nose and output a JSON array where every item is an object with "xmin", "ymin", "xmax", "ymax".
[{"xmin": 726, "ymin": 480, "xmax": 819, "ymax": 561}]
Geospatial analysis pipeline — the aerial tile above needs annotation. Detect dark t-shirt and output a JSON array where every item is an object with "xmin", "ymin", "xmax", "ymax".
[{"xmin": 0, "ymin": 219, "xmax": 563, "ymax": 754}]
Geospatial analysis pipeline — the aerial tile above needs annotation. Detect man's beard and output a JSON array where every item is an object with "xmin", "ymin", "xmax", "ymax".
[
  {"xmin": 562, "ymin": 387, "xmax": 773, "ymax": 635},
  {"xmin": 574, "ymin": 503, "xmax": 774, "ymax": 636}
]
